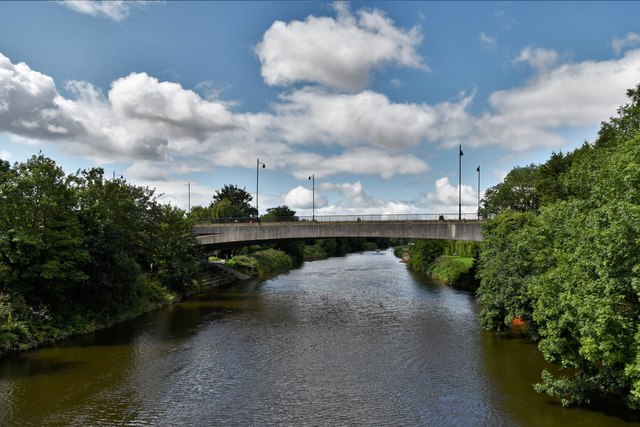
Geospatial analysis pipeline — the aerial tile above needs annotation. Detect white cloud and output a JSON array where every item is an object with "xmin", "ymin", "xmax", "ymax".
[
  {"xmin": 427, "ymin": 176, "xmax": 477, "ymax": 208},
  {"xmin": 286, "ymin": 148, "xmax": 429, "ymax": 179},
  {"xmin": 58, "ymin": 1, "xmax": 151, "ymax": 21},
  {"xmin": 142, "ymin": 179, "xmax": 213, "ymax": 213},
  {"xmin": 125, "ymin": 160, "xmax": 170, "ymax": 181},
  {"xmin": 320, "ymin": 181, "xmax": 373, "ymax": 206},
  {"xmin": 2, "ymin": 42, "xmax": 640, "ymax": 191},
  {"xmin": 315, "ymin": 180, "xmax": 421, "ymax": 215},
  {"xmin": 0, "ymin": 149, "xmax": 10, "ymax": 160},
  {"xmin": 273, "ymin": 87, "xmax": 441, "ymax": 149},
  {"xmin": 108, "ymin": 72, "xmax": 240, "ymax": 138},
  {"xmin": 490, "ymin": 49, "xmax": 640, "ymax": 129},
  {"xmin": 612, "ymin": 32, "xmax": 640, "ymax": 55},
  {"xmin": 479, "ymin": 32, "xmax": 497, "ymax": 49},
  {"xmin": 283, "ymin": 185, "xmax": 328, "ymax": 209},
  {"xmin": 0, "ymin": 53, "xmax": 68, "ymax": 141},
  {"xmin": 433, "ymin": 49, "xmax": 640, "ymax": 152},
  {"xmin": 0, "ymin": 53, "xmax": 244, "ymax": 163},
  {"xmin": 512, "ymin": 46, "xmax": 559, "ymax": 71},
  {"xmin": 255, "ymin": 2, "xmax": 427, "ymax": 91}
]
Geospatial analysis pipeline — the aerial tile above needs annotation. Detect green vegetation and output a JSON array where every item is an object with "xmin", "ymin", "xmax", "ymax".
[
  {"xmin": 0, "ymin": 155, "xmax": 201, "ymax": 354},
  {"xmin": 476, "ymin": 83, "xmax": 640, "ymax": 409},
  {"xmin": 228, "ymin": 248, "xmax": 292, "ymax": 276},
  {"xmin": 189, "ymin": 184, "xmax": 258, "ymax": 221},
  {"xmin": 403, "ymin": 239, "xmax": 479, "ymax": 291},
  {"xmin": 261, "ymin": 205, "xmax": 298, "ymax": 222}
]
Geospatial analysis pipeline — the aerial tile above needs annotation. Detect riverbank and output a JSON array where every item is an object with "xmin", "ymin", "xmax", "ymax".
[
  {"xmin": 430, "ymin": 256, "xmax": 478, "ymax": 291},
  {"xmin": 0, "ymin": 269, "xmax": 234, "ymax": 359},
  {"xmin": 394, "ymin": 244, "xmax": 479, "ymax": 292},
  {"xmin": 0, "ymin": 238, "xmax": 389, "ymax": 358}
]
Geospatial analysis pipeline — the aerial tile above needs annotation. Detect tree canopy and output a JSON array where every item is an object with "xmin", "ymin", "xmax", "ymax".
[
  {"xmin": 0, "ymin": 155, "xmax": 201, "ymax": 351},
  {"xmin": 476, "ymin": 83, "xmax": 640, "ymax": 409},
  {"xmin": 212, "ymin": 184, "xmax": 257, "ymax": 218}
]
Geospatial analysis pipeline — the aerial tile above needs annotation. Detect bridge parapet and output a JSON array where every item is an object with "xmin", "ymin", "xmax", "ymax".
[{"xmin": 195, "ymin": 212, "xmax": 481, "ymax": 225}]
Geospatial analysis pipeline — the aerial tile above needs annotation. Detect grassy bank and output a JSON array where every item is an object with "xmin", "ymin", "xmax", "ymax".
[
  {"xmin": 395, "ymin": 243, "xmax": 478, "ymax": 292},
  {"xmin": 430, "ymin": 256, "xmax": 478, "ymax": 291},
  {"xmin": 227, "ymin": 248, "xmax": 293, "ymax": 277}
]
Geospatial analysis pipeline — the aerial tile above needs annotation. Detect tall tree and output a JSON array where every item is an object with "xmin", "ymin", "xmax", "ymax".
[
  {"xmin": 479, "ymin": 165, "xmax": 539, "ymax": 217},
  {"xmin": 154, "ymin": 205, "xmax": 201, "ymax": 294},
  {"xmin": 211, "ymin": 184, "xmax": 257, "ymax": 218},
  {"xmin": 261, "ymin": 205, "xmax": 298, "ymax": 222},
  {"xmin": 0, "ymin": 155, "xmax": 89, "ymax": 306}
]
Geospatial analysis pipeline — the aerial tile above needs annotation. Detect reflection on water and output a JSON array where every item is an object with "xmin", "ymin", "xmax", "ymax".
[{"xmin": 0, "ymin": 249, "xmax": 638, "ymax": 426}]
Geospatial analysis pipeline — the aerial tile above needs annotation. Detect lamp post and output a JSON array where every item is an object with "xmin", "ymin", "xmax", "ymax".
[
  {"xmin": 256, "ymin": 158, "xmax": 266, "ymax": 216},
  {"xmin": 476, "ymin": 166, "xmax": 480, "ymax": 220},
  {"xmin": 459, "ymin": 145, "xmax": 464, "ymax": 220},
  {"xmin": 308, "ymin": 174, "xmax": 315, "ymax": 221},
  {"xmin": 186, "ymin": 182, "xmax": 191, "ymax": 214}
]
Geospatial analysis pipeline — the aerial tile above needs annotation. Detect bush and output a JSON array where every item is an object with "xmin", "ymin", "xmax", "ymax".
[
  {"xmin": 227, "ymin": 255, "xmax": 260, "ymax": 276},
  {"xmin": 430, "ymin": 256, "xmax": 470, "ymax": 284},
  {"xmin": 303, "ymin": 245, "xmax": 327, "ymax": 261}
]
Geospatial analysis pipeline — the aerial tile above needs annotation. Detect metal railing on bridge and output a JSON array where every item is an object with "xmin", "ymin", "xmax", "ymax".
[{"xmin": 195, "ymin": 212, "xmax": 482, "ymax": 225}]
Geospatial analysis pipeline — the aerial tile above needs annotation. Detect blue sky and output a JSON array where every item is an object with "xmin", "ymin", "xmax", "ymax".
[{"xmin": 1, "ymin": 1, "xmax": 640, "ymax": 217}]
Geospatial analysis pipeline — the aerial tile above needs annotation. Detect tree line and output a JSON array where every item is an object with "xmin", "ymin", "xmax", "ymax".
[
  {"xmin": 0, "ymin": 156, "xmax": 201, "ymax": 352},
  {"xmin": 476, "ymin": 84, "xmax": 640, "ymax": 409}
]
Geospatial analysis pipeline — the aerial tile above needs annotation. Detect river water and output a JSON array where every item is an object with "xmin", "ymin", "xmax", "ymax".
[{"xmin": 0, "ymin": 249, "xmax": 638, "ymax": 426}]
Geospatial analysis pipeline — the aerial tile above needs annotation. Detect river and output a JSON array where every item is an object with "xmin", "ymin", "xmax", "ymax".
[{"xmin": 0, "ymin": 249, "xmax": 637, "ymax": 426}]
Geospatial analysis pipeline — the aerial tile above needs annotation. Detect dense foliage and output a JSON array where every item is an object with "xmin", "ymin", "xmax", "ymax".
[
  {"xmin": 188, "ymin": 184, "xmax": 258, "ymax": 221},
  {"xmin": 0, "ymin": 155, "xmax": 201, "ymax": 353},
  {"xmin": 403, "ymin": 239, "xmax": 478, "ymax": 291},
  {"xmin": 261, "ymin": 205, "xmax": 298, "ymax": 222},
  {"xmin": 476, "ymin": 84, "xmax": 640, "ymax": 408}
]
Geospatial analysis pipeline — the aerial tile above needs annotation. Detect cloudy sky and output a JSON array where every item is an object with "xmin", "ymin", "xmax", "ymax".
[{"xmin": 1, "ymin": 1, "xmax": 640, "ymax": 217}]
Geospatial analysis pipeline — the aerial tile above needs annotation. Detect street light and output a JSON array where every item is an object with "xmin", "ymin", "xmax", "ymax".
[
  {"xmin": 256, "ymin": 158, "xmax": 266, "ymax": 216},
  {"xmin": 308, "ymin": 174, "xmax": 315, "ymax": 221},
  {"xmin": 476, "ymin": 166, "xmax": 480, "ymax": 220},
  {"xmin": 458, "ymin": 144, "xmax": 464, "ymax": 220},
  {"xmin": 186, "ymin": 182, "xmax": 191, "ymax": 215}
]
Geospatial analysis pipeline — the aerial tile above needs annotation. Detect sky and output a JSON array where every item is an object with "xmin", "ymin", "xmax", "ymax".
[{"xmin": 1, "ymin": 1, "xmax": 640, "ymax": 218}]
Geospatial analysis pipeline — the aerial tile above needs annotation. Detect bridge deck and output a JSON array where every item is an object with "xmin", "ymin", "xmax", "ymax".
[{"xmin": 194, "ymin": 219, "xmax": 484, "ymax": 248}]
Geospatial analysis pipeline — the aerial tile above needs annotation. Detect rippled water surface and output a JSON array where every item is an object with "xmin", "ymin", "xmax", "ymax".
[{"xmin": 1, "ymin": 249, "xmax": 638, "ymax": 426}]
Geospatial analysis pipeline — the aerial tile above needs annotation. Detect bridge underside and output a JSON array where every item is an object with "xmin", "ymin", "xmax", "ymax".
[{"xmin": 194, "ymin": 221, "xmax": 484, "ymax": 249}]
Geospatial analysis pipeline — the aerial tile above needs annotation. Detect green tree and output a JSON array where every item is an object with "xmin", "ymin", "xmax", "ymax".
[
  {"xmin": 536, "ymin": 151, "xmax": 573, "ymax": 206},
  {"xmin": 153, "ymin": 205, "xmax": 201, "ymax": 294},
  {"xmin": 211, "ymin": 184, "xmax": 257, "ymax": 218},
  {"xmin": 211, "ymin": 198, "xmax": 244, "ymax": 219},
  {"xmin": 0, "ymin": 155, "xmax": 89, "ymax": 306},
  {"xmin": 408, "ymin": 239, "xmax": 444, "ymax": 273},
  {"xmin": 476, "ymin": 84, "xmax": 640, "ymax": 408},
  {"xmin": 531, "ymin": 200, "xmax": 640, "ymax": 407},
  {"xmin": 596, "ymin": 83, "xmax": 640, "ymax": 148},
  {"xmin": 75, "ymin": 168, "xmax": 165, "ymax": 311},
  {"xmin": 476, "ymin": 211, "xmax": 538, "ymax": 331},
  {"xmin": 261, "ymin": 205, "xmax": 298, "ymax": 222},
  {"xmin": 188, "ymin": 205, "xmax": 214, "ymax": 221},
  {"xmin": 480, "ymin": 165, "xmax": 540, "ymax": 217}
]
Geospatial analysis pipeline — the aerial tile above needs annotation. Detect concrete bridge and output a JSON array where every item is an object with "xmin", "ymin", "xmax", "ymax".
[{"xmin": 194, "ymin": 214, "xmax": 485, "ymax": 248}]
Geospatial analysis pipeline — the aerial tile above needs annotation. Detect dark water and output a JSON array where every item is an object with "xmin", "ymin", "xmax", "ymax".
[{"xmin": 0, "ymin": 249, "xmax": 638, "ymax": 426}]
